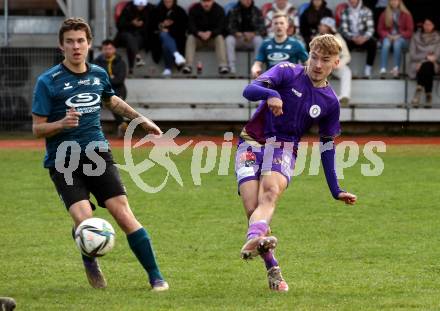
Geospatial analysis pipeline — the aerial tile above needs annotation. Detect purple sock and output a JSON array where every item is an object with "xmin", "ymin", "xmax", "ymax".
[
  {"xmin": 246, "ymin": 221, "xmax": 268, "ymax": 240},
  {"xmin": 261, "ymin": 250, "xmax": 279, "ymax": 270}
]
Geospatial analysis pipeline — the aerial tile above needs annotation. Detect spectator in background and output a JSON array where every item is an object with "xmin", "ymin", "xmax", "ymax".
[
  {"xmin": 251, "ymin": 13, "xmax": 308, "ymax": 78},
  {"xmin": 153, "ymin": 0, "xmax": 188, "ymax": 76},
  {"xmin": 116, "ymin": 0, "xmax": 156, "ymax": 74},
  {"xmin": 377, "ymin": 0, "xmax": 413, "ymax": 78},
  {"xmin": 93, "ymin": 39, "xmax": 129, "ymax": 137},
  {"xmin": 290, "ymin": 22, "xmax": 305, "ymax": 45},
  {"xmin": 403, "ymin": 0, "xmax": 440, "ymax": 27},
  {"xmin": 340, "ymin": 0, "xmax": 376, "ymax": 78},
  {"xmin": 409, "ymin": 17, "xmax": 440, "ymax": 108},
  {"xmin": 319, "ymin": 17, "xmax": 352, "ymax": 106},
  {"xmin": 182, "ymin": 0, "xmax": 229, "ymax": 74},
  {"xmin": 299, "ymin": 0, "xmax": 333, "ymax": 47},
  {"xmin": 264, "ymin": 0, "xmax": 298, "ymax": 37},
  {"xmin": 364, "ymin": 0, "xmax": 388, "ymax": 36},
  {"xmin": 225, "ymin": 0, "xmax": 266, "ymax": 74}
]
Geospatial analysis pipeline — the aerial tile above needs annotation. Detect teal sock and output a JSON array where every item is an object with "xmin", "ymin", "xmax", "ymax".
[{"xmin": 127, "ymin": 227, "xmax": 163, "ymax": 284}]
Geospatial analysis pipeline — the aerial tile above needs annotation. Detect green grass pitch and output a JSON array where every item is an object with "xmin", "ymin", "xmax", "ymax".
[{"xmin": 1, "ymin": 144, "xmax": 440, "ymax": 310}]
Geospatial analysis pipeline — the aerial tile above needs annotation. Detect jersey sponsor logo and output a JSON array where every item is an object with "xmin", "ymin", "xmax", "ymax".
[
  {"xmin": 309, "ymin": 105, "xmax": 321, "ymax": 118},
  {"xmin": 65, "ymin": 93, "xmax": 101, "ymax": 108},
  {"xmin": 239, "ymin": 151, "xmax": 256, "ymax": 167},
  {"xmin": 78, "ymin": 79, "xmax": 90, "ymax": 85},
  {"xmin": 291, "ymin": 87, "xmax": 302, "ymax": 97},
  {"xmin": 267, "ymin": 52, "xmax": 290, "ymax": 62},
  {"xmin": 63, "ymin": 82, "xmax": 73, "ymax": 90},
  {"xmin": 93, "ymin": 77, "xmax": 100, "ymax": 85}
]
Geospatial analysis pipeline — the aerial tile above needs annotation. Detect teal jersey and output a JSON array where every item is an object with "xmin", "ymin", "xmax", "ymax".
[
  {"xmin": 255, "ymin": 37, "xmax": 308, "ymax": 68},
  {"xmin": 32, "ymin": 63, "xmax": 115, "ymax": 168}
]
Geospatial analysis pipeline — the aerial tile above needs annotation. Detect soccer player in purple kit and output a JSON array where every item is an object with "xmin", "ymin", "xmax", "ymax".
[{"xmin": 235, "ymin": 34, "xmax": 357, "ymax": 292}]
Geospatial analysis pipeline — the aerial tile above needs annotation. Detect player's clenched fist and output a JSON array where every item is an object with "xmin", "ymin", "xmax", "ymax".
[
  {"xmin": 62, "ymin": 107, "xmax": 82, "ymax": 129},
  {"xmin": 140, "ymin": 116, "xmax": 163, "ymax": 136},
  {"xmin": 267, "ymin": 97, "xmax": 283, "ymax": 116},
  {"xmin": 338, "ymin": 192, "xmax": 357, "ymax": 205}
]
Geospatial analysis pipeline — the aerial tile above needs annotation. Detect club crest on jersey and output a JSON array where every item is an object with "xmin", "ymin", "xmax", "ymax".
[
  {"xmin": 66, "ymin": 93, "xmax": 101, "ymax": 108},
  {"xmin": 93, "ymin": 77, "xmax": 100, "ymax": 85},
  {"xmin": 309, "ymin": 105, "xmax": 321, "ymax": 118}
]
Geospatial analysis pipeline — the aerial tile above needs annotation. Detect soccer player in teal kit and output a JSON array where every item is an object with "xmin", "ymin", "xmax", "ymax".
[
  {"xmin": 31, "ymin": 18, "xmax": 168, "ymax": 291},
  {"xmin": 236, "ymin": 34, "xmax": 357, "ymax": 292}
]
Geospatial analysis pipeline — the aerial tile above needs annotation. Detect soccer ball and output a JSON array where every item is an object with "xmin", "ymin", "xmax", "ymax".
[{"xmin": 75, "ymin": 218, "xmax": 115, "ymax": 257}]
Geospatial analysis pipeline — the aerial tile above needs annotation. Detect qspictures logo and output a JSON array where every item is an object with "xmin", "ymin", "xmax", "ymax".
[{"xmin": 55, "ymin": 117, "xmax": 386, "ymax": 193}]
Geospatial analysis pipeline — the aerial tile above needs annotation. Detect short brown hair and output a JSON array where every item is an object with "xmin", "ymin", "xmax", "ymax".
[
  {"xmin": 58, "ymin": 17, "xmax": 92, "ymax": 45},
  {"xmin": 309, "ymin": 34, "xmax": 341, "ymax": 56}
]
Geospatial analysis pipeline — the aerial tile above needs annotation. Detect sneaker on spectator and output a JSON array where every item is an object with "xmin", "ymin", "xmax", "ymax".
[
  {"xmin": 425, "ymin": 93, "xmax": 432, "ymax": 108},
  {"xmin": 379, "ymin": 67, "xmax": 386, "ymax": 79},
  {"xmin": 364, "ymin": 65, "xmax": 372, "ymax": 79},
  {"xmin": 173, "ymin": 52, "xmax": 186, "ymax": 66},
  {"xmin": 162, "ymin": 68, "xmax": 172, "ymax": 77},
  {"xmin": 219, "ymin": 66, "xmax": 230, "ymax": 74},
  {"xmin": 135, "ymin": 55, "xmax": 146, "ymax": 67},
  {"xmin": 411, "ymin": 85, "xmax": 423, "ymax": 108},
  {"xmin": 391, "ymin": 66, "xmax": 399, "ymax": 79},
  {"xmin": 182, "ymin": 66, "xmax": 192, "ymax": 74},
  {"xmin": 229, "ymin": 65, "xmax": 236, "ymax": 75}
]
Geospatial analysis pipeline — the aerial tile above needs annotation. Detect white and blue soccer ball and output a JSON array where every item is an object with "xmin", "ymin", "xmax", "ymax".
[{"xmin": 75, "ymin": 218, "xmax": 115, "ymax": 257}]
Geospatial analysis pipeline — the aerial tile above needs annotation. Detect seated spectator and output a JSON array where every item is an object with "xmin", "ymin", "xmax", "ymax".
[
  {"xmin": 409, "ymin": 17, "xmax": 440, "ymax": 108},
  {"xmin": 225, "ymin": 0, "xmax": 266, "ymax": 74},
  {"xmin": 93, "ymin": 39, "xmax": 129, "ymax": 137},
  {"xmin": 299, "ymin": 0, "xmax": 333, "ymax": 47},
  {"xmin": 364, "ymin": 0, "xmax": 388, "ymax": 35},
  {"xmin": 182, "ymin": 0, "xmax": 229, "ymax": 74},
  {"xmin": 290, "ymin": 22, "xmax": 305, "ymax": 45},
  {"xmin": 153, "ymin": 0, "xmax": 188, "ymax": 76},
  {"xmin": 319, "ymin": 17, "xmax": 352, "ymax": 106},
  {"xmin": 264, "ymin": 0, "xmax": 298, "ymax": 37},
  {"xmin": 340, "ymin": 0, "xmax": 377, "ymax": 78},
  {"xmin": 116, "ymin": 0, "xmax": 156, "ymax": 74},
  {"xmin": 377, "ymin": 0, "xmax": 413, "ymax": 78},
  {"xmin": 251, "ymin": 13, "xmax": 308, "ymax": 78}
]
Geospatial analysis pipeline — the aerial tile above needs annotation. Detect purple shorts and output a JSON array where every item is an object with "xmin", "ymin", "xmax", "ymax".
[{"xmin": 234, "ymin": 139, "xmax": 297, "ymax": 187}]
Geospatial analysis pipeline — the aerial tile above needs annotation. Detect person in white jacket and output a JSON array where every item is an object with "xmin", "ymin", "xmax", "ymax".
[{"xmin": 319, "ymin": 17, "xmax": 352, "ymax": 106}]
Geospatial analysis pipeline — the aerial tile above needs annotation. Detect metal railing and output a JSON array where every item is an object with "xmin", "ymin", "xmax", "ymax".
[{"xmin": 0, "ymin": 47, "xmax": 62, "ymax": 131}]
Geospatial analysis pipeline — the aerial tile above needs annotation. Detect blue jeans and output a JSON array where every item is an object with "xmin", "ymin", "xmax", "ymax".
[
  {"xmin": 380, "ymin": 37, "xmax": 408, "ymax": 69},
  {"xmin": 159, "ymin": 32, "xmax": 178, "ymax": 70}
]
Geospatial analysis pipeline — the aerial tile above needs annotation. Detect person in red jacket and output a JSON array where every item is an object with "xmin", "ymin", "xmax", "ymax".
[{"xmin": 377, "ymin": 0, "xmax": 413, "ymax": 78}]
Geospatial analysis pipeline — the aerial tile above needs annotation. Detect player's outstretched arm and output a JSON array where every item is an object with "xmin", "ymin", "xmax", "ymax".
[
  {"xmin": 103, "ymin": 95, "xmax": 162, "ymax": 135},
  {"xmin": 320, "ymin": 137, "xmax": 357, "ymax": 205},
  {"xmin": 32, "ymin": 107, "xmax": 82, "ymax": 138}
]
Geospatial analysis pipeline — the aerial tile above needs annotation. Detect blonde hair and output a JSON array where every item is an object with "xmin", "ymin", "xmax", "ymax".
[
  {"xmin": 309, "ymin": 34, "xmax": 341, "ymax": 56},
  {"xmin": 272, "ymin": 12, "xmax": 288, "ymax": 21},
  {"xmin": 385, "ymin": 0, "xmax": 410, "ymax": 29}
]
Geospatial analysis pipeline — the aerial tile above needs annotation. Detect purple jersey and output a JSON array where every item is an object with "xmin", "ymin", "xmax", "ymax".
[{"xmin": 243, "ymin": 62, "xmax": 341, "ymax": 145}]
